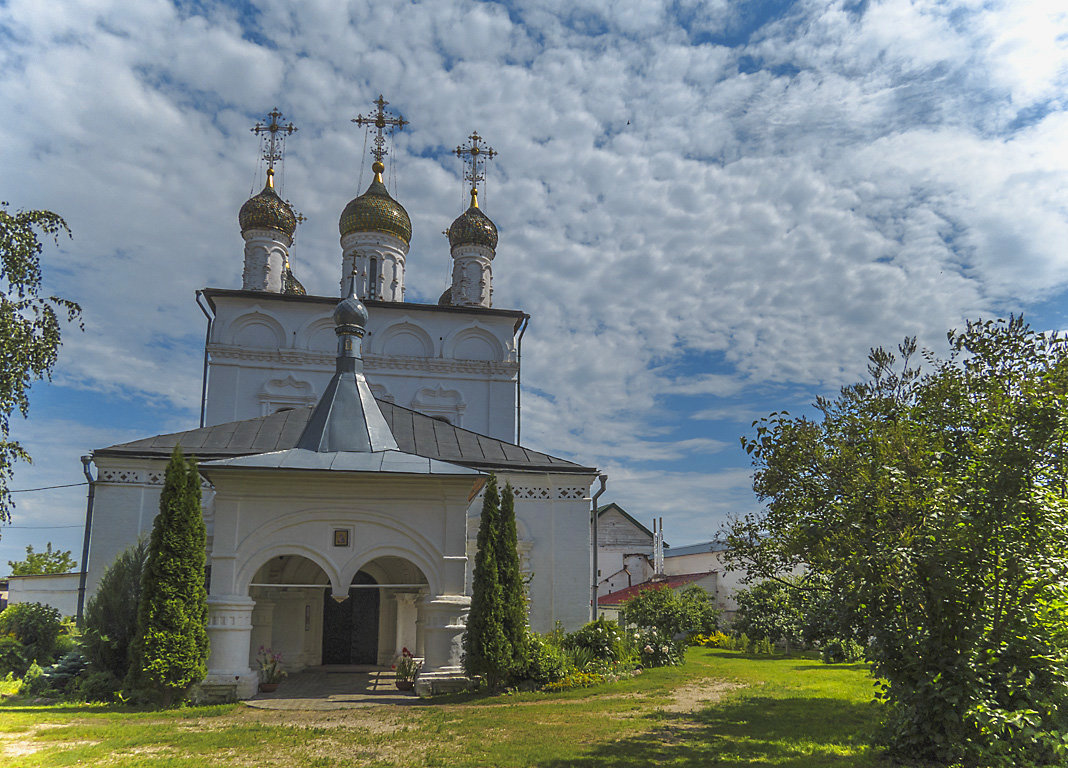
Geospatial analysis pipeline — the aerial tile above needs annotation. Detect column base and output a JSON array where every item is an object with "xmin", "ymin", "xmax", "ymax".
[
  {"xmin": 197, "ymin": 670, "xmax": 259, "ymax": 701},
  {"xmin": 415, "ymin": 668, "xmax": 471, "ymax": 697}
]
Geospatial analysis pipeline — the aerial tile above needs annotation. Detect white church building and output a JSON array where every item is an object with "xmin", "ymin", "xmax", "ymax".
[{"xmin": 79, "ymin": 106, "xmax": 601, "ymax": 697}]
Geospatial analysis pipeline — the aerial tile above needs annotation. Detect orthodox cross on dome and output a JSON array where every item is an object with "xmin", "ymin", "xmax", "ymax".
[
  {"xmin": 454, "ymin": 131, "xmax": 497, "ymax": 198},
  {"xmin": 351, "ymin": 95, "xmax": 408, "ymax": 164},
  {"xmin": 251, "ymin": 108, "xmax": 298, "ymax": 173}
]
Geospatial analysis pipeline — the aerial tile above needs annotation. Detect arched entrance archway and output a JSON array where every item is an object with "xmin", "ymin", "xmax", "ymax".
[{"xmin": 248, "ymin": 554, "xmax": 331, "ymax": 671}]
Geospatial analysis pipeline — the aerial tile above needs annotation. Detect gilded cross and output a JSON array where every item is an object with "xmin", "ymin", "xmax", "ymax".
[
  {"xmin": 454, "ymin": 131, "xmax": 497, "ymax": 194},
  {"xmin": 251, "ymin": 108, "xmax": 298, "ymax": 171},
  {"xmin": 351, "ymin": 95, "xmax": 408, "ymax": 164}
]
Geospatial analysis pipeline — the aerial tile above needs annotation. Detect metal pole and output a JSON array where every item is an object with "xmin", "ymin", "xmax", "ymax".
[
  {"xmin": 590, "ymin": 474, "xmax": 608, "ymax": 620},
  {"xmin": 75, "ymin": 455, "xmax": 96, "ymax": 626}
]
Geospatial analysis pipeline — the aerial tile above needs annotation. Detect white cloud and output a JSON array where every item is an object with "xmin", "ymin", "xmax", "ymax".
[{"xmin": 1, "ymin": 0, "xmax": 1066, "ymax": 543}]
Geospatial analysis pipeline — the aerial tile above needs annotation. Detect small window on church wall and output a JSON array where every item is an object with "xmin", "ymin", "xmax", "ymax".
[{"xmin": 368, "ymin": 256, "xmax": 379, "ymax": 300}]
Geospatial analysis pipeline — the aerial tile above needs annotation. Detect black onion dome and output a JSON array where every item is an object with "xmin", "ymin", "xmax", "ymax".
[
  {"xmin": 339, "ymin": 175, "xmax": 412, "ymax": 245},
  {"xmin": 239, "ymin": 181, "xmax": 297, "ymax": 238},
  {"xmin": 448, "ymin": 204, "xmax": 498, "ymax": 250}
]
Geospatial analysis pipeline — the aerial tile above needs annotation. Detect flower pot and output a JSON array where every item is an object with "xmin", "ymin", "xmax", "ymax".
[
  {"xmin": 395, "ymin": 680, "xmax": 415, "ymax": 691},
  {"xmin": 259, "ymin": 682, "xmax": 280, "ymax": 693}
]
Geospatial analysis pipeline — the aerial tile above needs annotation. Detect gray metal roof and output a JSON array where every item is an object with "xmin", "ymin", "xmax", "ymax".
[
  {"xmin": 201, "ymin": 449, "xmax": 479, "ymax": 476},
  {"xmin": 663, "ymin": 540, "xmax": 730, "ymax": 557},
  {"xmin": 95, "ymin": 401, "xmax": 595, "ymax": 474}
]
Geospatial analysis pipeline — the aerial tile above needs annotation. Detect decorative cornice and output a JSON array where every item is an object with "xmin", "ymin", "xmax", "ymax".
[
  {"xmin": 98, "ymin": 465, "xmax": 214, "ymax": 491},
  {"xmin": 207, "ymin": 344, "xmax": 518, "ymax": 374}
]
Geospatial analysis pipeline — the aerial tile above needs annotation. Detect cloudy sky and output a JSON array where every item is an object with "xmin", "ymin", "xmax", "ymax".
[{"xmin": 1, "ymin": 0, "xmax": 1066, "ymax": 572}]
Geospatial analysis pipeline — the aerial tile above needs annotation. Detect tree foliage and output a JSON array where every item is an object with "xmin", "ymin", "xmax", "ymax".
[
  {"xmin": 0, "ymin": 204, "xmax": 81, "ymax": 526},
  {"xmin": 728, "ymin": 318, "xmax": 1068, "ymax": 765},
  {"xmin": 621, "ymin": 585, "xmax": 719, "ymax": 639},
  {"xmin": 126, "ymin": 447, "xmax": 208, "ymax": 704},
  {"xmin": 463, "ymin": 475, "xmax": 529, "ymax": 689},
  {"xmin": 495, "ymin": 481, "xmax": 528, "ymax": 672},
  {"xmin": 7, "ymin": 541, "xmax": 77, "ymax": 575},
  {"xmin": 83, "ymin": 539, "xmax": 148, "ymax": 681},
  {"xmin": 731, "ymin": 574, "xmax": 858, "ymax": 652},
  {"xmin": 0, "ymin": 601, "xmax": 63, "ymax": 673}
]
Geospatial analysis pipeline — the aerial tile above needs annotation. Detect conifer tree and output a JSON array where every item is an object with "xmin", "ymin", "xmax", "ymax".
[
  {"xmin": 495, "ymin": 481, "xmax": 528, "ymax": 676},
  {"xmin": 126, "ymin": 446, "xmax": 208, "ymax": 704},
  {"xmin": 463, "ymin": 474, "xmax": 510, "ymax": 689}
]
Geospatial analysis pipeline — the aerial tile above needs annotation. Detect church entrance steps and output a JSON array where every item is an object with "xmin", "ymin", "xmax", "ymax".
[{"xmin": 244, "ymin": 668, "xmax": 422, "ymax": 709}]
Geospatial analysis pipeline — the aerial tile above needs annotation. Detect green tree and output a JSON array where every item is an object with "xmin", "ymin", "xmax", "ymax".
[
  {"xmin": 463, "ymin": 474, "xmax": 511, "ymax": 690},
  {"xmin": 495, "ymin": 481, "xmax": 529, "ymax": 676},
  {"xmin": 0, "ymin": 601, "xmax": 62, "ymax": 673},
  {"xmin": 728, "ymin": 318, "xmax": 1068, "ymax": 765},
  {"xmin": 126, "ymin": 447, "xmax": 208, "ymax": 705},
  {"xmin": 83, "ymin": 539, "xmax": 148, "ymax": 682},
  {"xmin": 621, "ymin": 584, "xmax": 719, "ymax": 638},
  {"xmin": 7, "ymin": 542, "xmax": 77, "ymax": 575},
  {"xmin": 0, "ymin": 204, "xmax": 81, "ymax": 527}
]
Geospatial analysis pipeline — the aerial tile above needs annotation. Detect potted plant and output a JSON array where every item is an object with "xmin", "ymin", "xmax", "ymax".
[
  {"xmin": 392, "ymin": 647, "xmax": 421, "ymax": 691},
  {"xmin": 256, "ymin": 646, "xmax": 287, "ymax": 692}
]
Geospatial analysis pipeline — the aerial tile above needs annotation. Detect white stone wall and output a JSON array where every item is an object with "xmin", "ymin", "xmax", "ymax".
[
  {"xmin": 203, "ymin": 293, "xmax": 520, "ymax": 441},
  {"xmin": 6, "ymin": 573, "xmax": 80, "ymax": 618},
  {"xmin": 83, "ymin": 457, "xmax": 214, "ymax": 600},
  {"xmin": 468, "ymin": 472, "xmax": 596, "ymax": 633},
  {"xmin": 664, "ymin": 549, "xmax": 747, "ymax": 613}
]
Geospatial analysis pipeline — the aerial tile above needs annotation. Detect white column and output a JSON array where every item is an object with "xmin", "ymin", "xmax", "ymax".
[
  {"xmin": 394, "ymin": 592, "xmax": 419, "ymax": 658},
  {"xmin": 414, "ymin": 594, "xmax": 470, "ymax": 696},
  {"xmin": 248, "ymin": 594, "xmax": 275, "ymax": 667},
  {"xmin": 205, "ymin": 595, "xmax": 258, "ymax": 699}
]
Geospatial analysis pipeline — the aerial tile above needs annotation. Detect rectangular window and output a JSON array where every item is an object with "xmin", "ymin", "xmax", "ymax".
[{"xmin": 367, "ymin": 257, "xmax": 379, "ymax": 300}]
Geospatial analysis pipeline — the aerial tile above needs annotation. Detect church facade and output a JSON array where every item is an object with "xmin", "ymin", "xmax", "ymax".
[{"xmin": 81, "ymin": 108, "xmax": 601, "ymax": 697}]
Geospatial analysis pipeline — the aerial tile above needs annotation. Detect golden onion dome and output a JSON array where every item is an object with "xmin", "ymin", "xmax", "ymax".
[
  {"xmin": 239, "ymin": 169, "xmax": 297, "ymax": 238},
  {"xmin": 339, "ymin": 161, "xmax": 412, "ymax": 245},
  {"xmin": 283, "ymin": 262, "xmax": 306, "ymax": 296},
  {"xmin": 447, "ymin": 188, "xmax": 497, "ymax": 250}
]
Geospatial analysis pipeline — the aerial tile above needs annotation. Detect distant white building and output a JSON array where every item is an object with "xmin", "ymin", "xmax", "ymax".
[{"xmin": 74, "ymin": 106, "xmax": 601, "ymax": 698}]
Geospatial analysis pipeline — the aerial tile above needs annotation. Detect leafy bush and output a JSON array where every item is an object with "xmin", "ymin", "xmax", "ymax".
[
  {"xmin": 702, "ymin": 631, "xmax": 731, "ymax": 648},
  {"xmin": 542, "ymin": 670, "xmax": 605, "ymax": 692},
  {"xmin": 83, "ymin": 539, "xmax": 148, "ymax": 681},
  {"xmin": 820, "ymin": 638, "xmax": 864, "ymax": 664},
  {"xmin": 565, "ymin": 617, "xmax": 629, "ymax": 663},
  {"xmin": 0, "ymin": 602, "xmax": 63, "ymax": 672},
  {"xmin": 622, "ymin": 585, "xmax": 719, "ymax": 641},
  {"xmin": 0, "ymin": 635, "xmax": 27, "ymax": 676},
  {"xmin": 42, "ymin": 650, "xmax": 89, "ymax": 694},
  {"xmin": 634, "ymin": 627, "xmax": 683, "ymax": 667},
  {"xmin": 21, "ymin": 661, "xmax": 47, "ymax": 696},
  {"xmin": 523, "ymin": 632, "xmax": 569, "ymax": 684},
  {"xmin": 73, "ymin": 670, "xmax": 122, "ymax": 702}
]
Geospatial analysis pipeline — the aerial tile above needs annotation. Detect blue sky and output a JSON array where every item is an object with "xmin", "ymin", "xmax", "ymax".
[{"xmin": 1, "ymin": 0, "xmax": 1067, "ymax": 572}]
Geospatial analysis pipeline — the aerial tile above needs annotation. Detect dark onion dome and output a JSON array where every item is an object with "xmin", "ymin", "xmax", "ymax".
[
  {"xmin": 283, "ymin": 264, "xmax": 306, "ymax": 295},
  {"xmin": 334, "ymin": 274, "xmax": 369, "ymax": 329},
  {"xmin": 447, "ymin": 188, "xmax": 497, "ymax": 250},
  {"xmin": 437, "ymin": 286, "xmax": 452, "ymax": 305},
  {"xmin": 338, "ymin": 161, "xmax": 412, "ymax": 245},
  {"xmin": 239, "ymin": 169, "xmax": 297, "ymax": 238}
]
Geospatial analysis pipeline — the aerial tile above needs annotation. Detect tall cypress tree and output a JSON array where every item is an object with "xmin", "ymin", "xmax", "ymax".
[
  {"xmin": 126, "ymin": 446, "xmax": 209, "ymax": 705},
  {"xmin": 495, "ymin": 481, "xmax": 528, "ymax": 676},
  {"xmin": 463, "ymin": 474, "xmax": 511, "ymax": 689}
]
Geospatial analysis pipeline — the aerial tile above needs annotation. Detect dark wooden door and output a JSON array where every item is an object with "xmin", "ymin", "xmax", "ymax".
[
  {"xmin": 321, "ymin": 571, "xmax": 379, "ymax": 665},
  {"xmin": 350, "ymin": 571, "xmax": 379, "ymax": 664}
]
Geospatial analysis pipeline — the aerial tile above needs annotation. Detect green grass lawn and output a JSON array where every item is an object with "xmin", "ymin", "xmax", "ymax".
[{"xmin": 0, "ymin": 649, "xmax": 889, "ymax": 767}]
